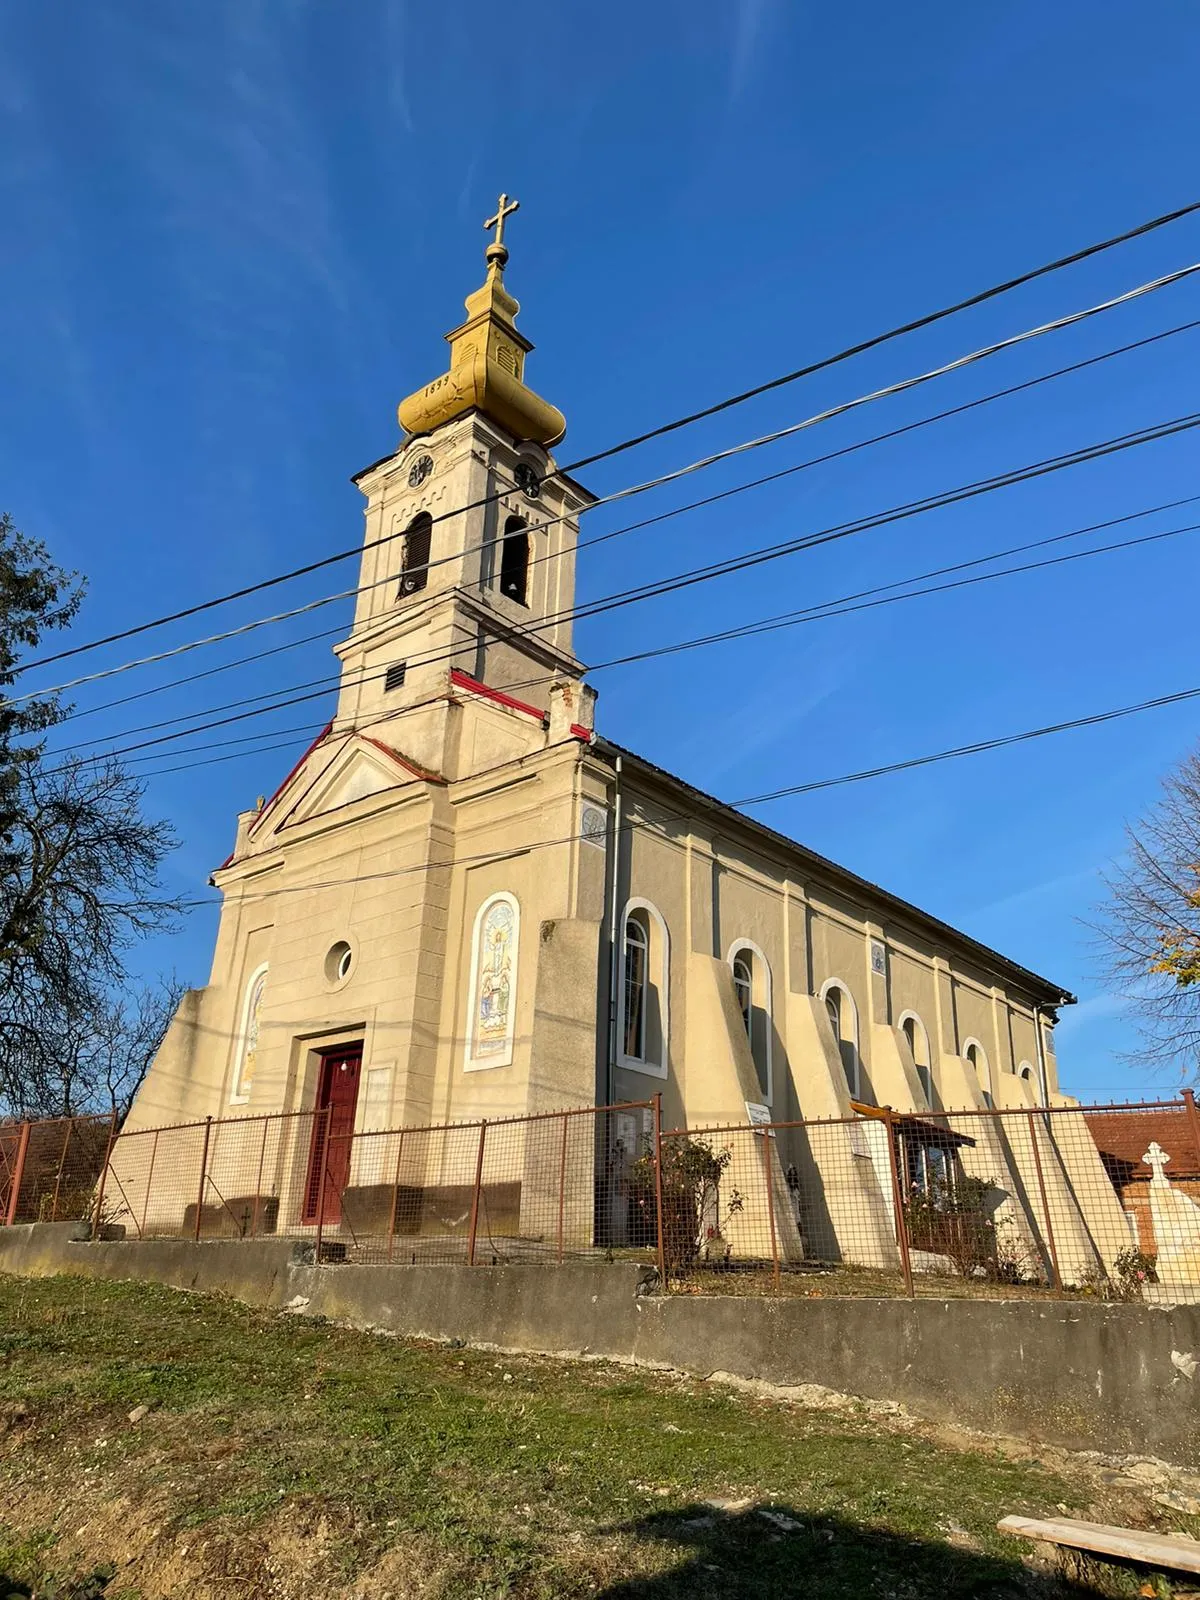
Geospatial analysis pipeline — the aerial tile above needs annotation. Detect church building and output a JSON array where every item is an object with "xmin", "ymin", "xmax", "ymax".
[{"xmin": 127, "ymin": 200, "xmax": 1126, "ymax": 1272}]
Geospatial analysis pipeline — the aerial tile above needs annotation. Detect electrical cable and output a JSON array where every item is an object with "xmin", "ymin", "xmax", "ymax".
[
  {"xmin": 42, "ymin": 409, "xmax": 1200, "ymax": 770},
  {"xmin": 18, "ymin": 258, "xmax": 1200, "ymax": 707},
  {"xmin": 46, "ymin": 312, "xmax": 1200, "ymax": 733},
  {"xmin": 164, "ymin": 675, "xmax": 1200, "ymax": 912},
  {"xmin": 125, "ymin": 510, "xmax": 1200, "ymax": 783},
  {"xmin": 732, "ymin": 685, "xmax": 1200, "ymax": 805},
  {"xmin": 14, "ymin": 205, "xmax": 1200, "ymax": 678},
  {"xmin": 564, "ymin": 199, "xmax": 1200, "ymax": 473}
]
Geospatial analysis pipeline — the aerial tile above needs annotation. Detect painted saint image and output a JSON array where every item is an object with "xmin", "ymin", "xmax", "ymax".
[{"xmin": 475, "ymin": 900, "xmax": 515, "ymax": 1054}]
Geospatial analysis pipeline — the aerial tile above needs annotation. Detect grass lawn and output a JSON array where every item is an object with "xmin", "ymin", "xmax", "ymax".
[{"xmin": 0, "ymin": 1273, "xmax": 1194, "ymax": 1598}]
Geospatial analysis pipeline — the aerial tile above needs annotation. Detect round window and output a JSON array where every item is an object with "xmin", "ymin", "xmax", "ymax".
[{"xmin": 325, "ymin": 941, "xmax": 353, "ymax": 983}]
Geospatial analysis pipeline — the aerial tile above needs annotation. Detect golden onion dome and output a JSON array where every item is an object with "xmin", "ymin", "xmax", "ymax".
[{"xmin": 398, "ymin": 197, "xmax": 566, "ymax": 447}]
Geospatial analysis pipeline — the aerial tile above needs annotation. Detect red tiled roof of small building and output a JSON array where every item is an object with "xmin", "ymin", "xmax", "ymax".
[{"xmin": 1083, "ymin": 1107, "xmax": 1200, "ymax": 1181}]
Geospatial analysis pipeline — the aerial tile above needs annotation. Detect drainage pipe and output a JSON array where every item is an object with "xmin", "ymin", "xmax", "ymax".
[{"xmin": 606, "ymin": 753, "xmax": 624, "ymax": 1106}]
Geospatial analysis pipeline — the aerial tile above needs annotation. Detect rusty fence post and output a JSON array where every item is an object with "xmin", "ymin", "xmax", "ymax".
[
  {"xmin": 652, "ymin": 1093, "xmax": 667, "ymax": 1286},
  {"xmin": 882, "ymin": 1108, "xmax": 915, "ymax": 1298},
  {"xmin": 759, "ymin": 1124, "xmax": 782, "ymax": 1295},
  {"xmin": 4, "ymin": 1122, "xmax": 31, "ymax": 1228},
  {"xmin": 556, "ymin": 1112, "xmax": 570, "ymax": 1264},
  {"xmin": 1025, "ymin": 1106, "xmax": 1063, "ymax": 1293},
  {"xmin": 467, "ymin": 1120, "xmax": 488, "ymax": 1267},
  {"xmin": 91, "ymin": 1112, "xmax": 119, "ymax": 1239},
  {"xmin": 250, "ymin": 1118, "xmax": 270, "ymax": 1239},
  {"xmin": 314, "ymin": 1106, "xmax": 334, "ymax": 1262},
  {"xmin": 386, "ymin": 1129, "xmax": 406, "ymax": 1262},
  {"xmin": 51, "ymin": 1119, "xmax": 73, "ymax": 1222},
  {"xmin": 194, "ymin": 1116, "xmax": 213, "ymax": 1242}
]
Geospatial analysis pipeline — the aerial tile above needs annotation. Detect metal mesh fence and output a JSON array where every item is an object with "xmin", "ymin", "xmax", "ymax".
[
  {"xmin": 96, "ymin": 1101, "xmax": 658, "ymax": 1266},
  {"xmin": 1, "ymin": 1116, "xmax": 115, "ymax": 1226},
  {"xmin": 659, "ymin": 1095, "xmax": 1200, "ymax": 1302},
  {"xmin": 6, "ymin": 1092, "xmax": 1199, "ymax": 1305}
]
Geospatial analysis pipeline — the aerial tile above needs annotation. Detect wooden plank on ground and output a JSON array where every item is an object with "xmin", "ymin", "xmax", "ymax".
[{"xmin": 998, "ymin": 1516, "xmax": 1200, "ymax": 1575}]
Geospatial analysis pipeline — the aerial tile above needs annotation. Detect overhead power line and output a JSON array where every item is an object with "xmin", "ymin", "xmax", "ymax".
[
  {"xmin": 14, "ymin": 203, "xmax": 1200, "ymax": 678},
  {"xmin": 124, "ymin": 506, "xmax": 1200, "ymax": 784},
  {"xmin": 732, "ymin": 685, "xmax": 1200, "ymax": 805},
  {"xmin": 167, "ymin": 674, "xmax": 1200, "ymax": 912},
  {"xmin": 43, "ymin": 411, "xmax": 1200, "ymax": 770},
  {"xmin": 564, "ymin": 198, "xmax": 1200, "ymax": 472},
  {"xmin": 47, "ymin": 311, "xmax": 1200, "ymax": 734},
  {"xmin": 520, "ymin": 514, "xmax": 1200, "ymax": 687},
  {"xmin": 19, "ymin": 288, "xmax": 1200, "ymax": 716}
]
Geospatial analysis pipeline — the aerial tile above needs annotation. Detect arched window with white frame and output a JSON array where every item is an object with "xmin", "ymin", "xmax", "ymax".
[
  {"xmin": 727, "ymin": 940, "xmax": 773, "ymax": 1102},
  {"xmin": 465, "ymin": 892, "xmax": 521, "ymax": 1071},
  {"xmin": 899, "ymin": 1010, "xmax": 933, "ymax": 1103},
  {"xmin": 620, "ymin": 899, "xmax": 669, "ymax": 1078},
  {"xmin": 963, "ymin": 1038, "xmax": 992, "ymax": 1104},
  {"xmin": 230, "ymin": 963, "xmax": 268, "ymax": 1105},
  {"xmin": 1017, "ymin": 1060, "xmax": 1035, "ymax": 1085},
  {"xmin": 820, "ymin": 978, "xmax": 860, "ymax": 1099}
]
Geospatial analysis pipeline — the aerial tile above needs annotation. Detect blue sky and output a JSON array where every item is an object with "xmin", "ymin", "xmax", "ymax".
[{"xmin": 2, "ymin": 0, "xmax": 1199, "ymax": 1099}]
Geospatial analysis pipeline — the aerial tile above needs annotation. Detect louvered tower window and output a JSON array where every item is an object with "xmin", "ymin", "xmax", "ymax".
[{"xmin": 400, "ymin": 513, "xmax": 432, "ymax": 595}]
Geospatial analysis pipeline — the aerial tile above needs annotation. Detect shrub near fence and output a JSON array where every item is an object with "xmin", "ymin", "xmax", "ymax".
[
  {"xmin": 5, "ymin": 1093, "xmax": 1200, "ymax": 1304},
  {"xmin": 660, "ymin": 1095, "xmax": 1200, "ymax": 1302}
]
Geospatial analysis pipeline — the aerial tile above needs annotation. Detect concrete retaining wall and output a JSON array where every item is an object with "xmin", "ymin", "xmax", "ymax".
[
  {"xmin": 0, "ymin": 1222, "xmax": 304, "ymax": 1307},
  {"xmin": 3, "ymin": 1224, "xmax": 1198, "ymax": 1467}
]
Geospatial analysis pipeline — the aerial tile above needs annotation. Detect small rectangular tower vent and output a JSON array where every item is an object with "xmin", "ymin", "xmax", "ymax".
[{"xmin": 384, "ymin": 661, "xmax": 407, "ymax": 692}]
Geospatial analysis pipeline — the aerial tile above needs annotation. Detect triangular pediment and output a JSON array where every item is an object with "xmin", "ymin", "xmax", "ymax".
[
  {"xmin": 295, "ymin": 745, "xmax": 399, "ymax": 820},
  {"xmin": 248, "ymin": 734, "xmax": 442, "ymax": 842}
]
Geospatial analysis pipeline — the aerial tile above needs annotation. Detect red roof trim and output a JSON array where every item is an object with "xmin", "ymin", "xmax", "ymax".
[
  {"xmin": 213, "ymin": 721, "xmax": 333, "ymax": 872},
  {"xmin": 569, "ymin": 723, "xmax": 595, "ymax": 743},
  {"xmin": 449, "ymin": 668, "xmax": 546, "ymax": 724},
  {"xmin": 247, "ymin": 722, "xmax": 334, "ymax": 840},
  {"xmin": 361, "ymin": 736, "xmax": 447, "ymax": 785}
]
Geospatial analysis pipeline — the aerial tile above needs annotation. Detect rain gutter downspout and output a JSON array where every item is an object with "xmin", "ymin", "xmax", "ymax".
[
  {"xmin": 606, "ymin": 751, "xmax": 623, "ymax": 1105},
  {"xmin": 1033, "ymin": 998, "xmax": 1069, "ymax": 1109}
]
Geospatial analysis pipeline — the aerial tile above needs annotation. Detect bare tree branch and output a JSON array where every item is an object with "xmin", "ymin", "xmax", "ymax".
[
  {"xmin": 1094, "ymin": 744, "xmax": 1200, "ymax": 1080},
  {"xmin": 0, "ymin": 756, "xmax": 182, "ymax": 1118}
]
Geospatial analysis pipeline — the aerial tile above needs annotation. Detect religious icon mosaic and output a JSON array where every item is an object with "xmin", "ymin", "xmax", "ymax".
[
  {"xmin": 473, "ymin": 897, "xmax": 516, "ymax": 1059},
  {"xmin": 238, "ymin": 969, "xmax": 267, "ymax": 1096}
]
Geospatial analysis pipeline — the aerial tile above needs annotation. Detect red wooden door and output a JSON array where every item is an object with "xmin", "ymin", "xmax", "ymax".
[{"xmin": 303, "ymin": 1048, "xmax": 362, "ymax": 1224}]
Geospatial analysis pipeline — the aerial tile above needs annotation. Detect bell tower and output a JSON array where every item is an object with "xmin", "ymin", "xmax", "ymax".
[{"xmin": 331, "ymin": 197, "xmax": 595, "ymax": 775}]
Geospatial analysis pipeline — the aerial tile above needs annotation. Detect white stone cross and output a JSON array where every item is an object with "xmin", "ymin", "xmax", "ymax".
[{"xmin": 1143, "ymin": 1140, "xmax": 1172, "ymax": 1184}]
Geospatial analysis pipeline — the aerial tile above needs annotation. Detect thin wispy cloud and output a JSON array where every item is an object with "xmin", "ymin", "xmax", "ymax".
[
  {"xmin": 728, "ymin": 0, "xmax": 779, "ymax": 104},
  {"xmin": 1055, "ymin": 991, "xmax": 1128, "ymax": 1038},
  {"xmin": 457, "ymin": 153, "xmax": 480, "ymax": 225},
  {"xmin": 382, "ymin": 0, "xmax": 415, "ymax": 135},
  {"xmin": 684, "ymin": 644, "xmax": 856, "ymax": 789},
  {"xmin": 963, "ymin": 865, "xmax": 1098, "ymax": 927}
]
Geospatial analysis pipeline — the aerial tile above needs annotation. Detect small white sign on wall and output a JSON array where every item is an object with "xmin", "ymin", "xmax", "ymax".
[
  {"xmin": 848, "ymin": 1120, "xmax": 871, "ymax": 1159},
  {"xmin": 616, "ymin": 1112, "xmax": 640, "ymax": 1162},
  {"xmin": 744, "ymin": 1101, "xmax": 776, "ymax": 1137}
]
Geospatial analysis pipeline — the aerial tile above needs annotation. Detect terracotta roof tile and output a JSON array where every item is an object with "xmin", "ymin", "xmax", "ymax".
[{"xmin": 1083, "ymin": 1107, "xmax": 1200, "ymax": 1180}]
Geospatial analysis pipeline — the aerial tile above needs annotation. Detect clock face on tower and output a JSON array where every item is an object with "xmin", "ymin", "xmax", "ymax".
[
  {"xmin": 408, "ymin": 453, "xmax": 433, "ymax": 488},
  {"xmin": 514, "ymin": 461, "xmax": 541, "ymax": 501}
]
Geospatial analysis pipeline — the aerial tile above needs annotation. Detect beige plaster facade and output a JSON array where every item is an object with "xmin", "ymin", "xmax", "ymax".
[{"xmin": 126, "ymin": 222, "xmax": 1131, "ymax": 1281}]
